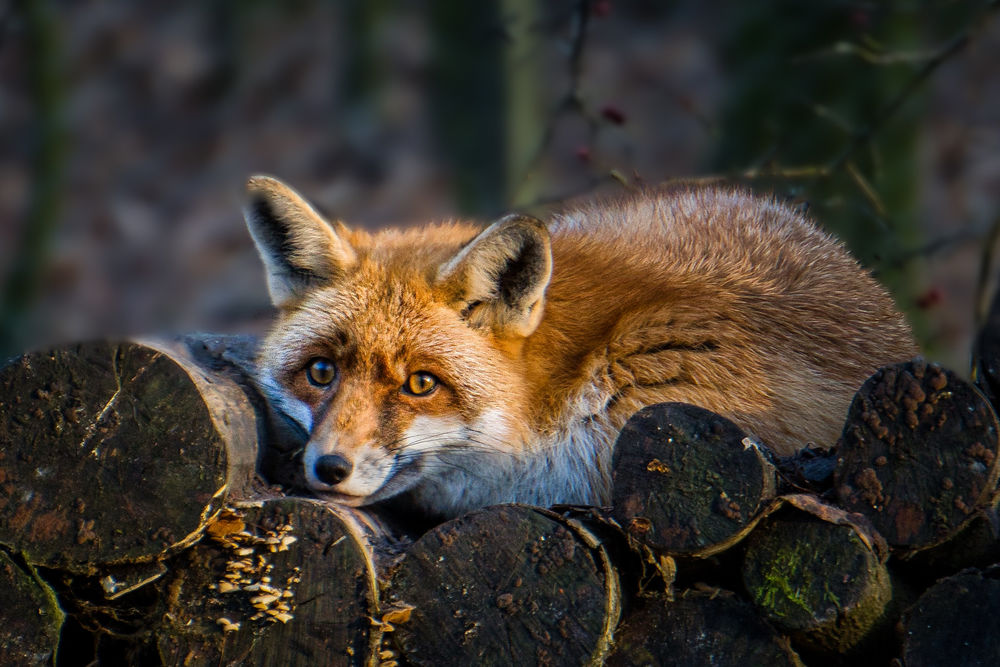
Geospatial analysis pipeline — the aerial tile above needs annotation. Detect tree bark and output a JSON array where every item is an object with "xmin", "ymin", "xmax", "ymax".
[{"xmin": 974, "ymin": 279, "xmax": 1000, "ymax": 411}]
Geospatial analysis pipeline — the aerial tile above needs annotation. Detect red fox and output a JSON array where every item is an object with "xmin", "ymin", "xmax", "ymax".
[{"xmin": 245, "ymin": 176, "xmax": 917, "ymax": 518}]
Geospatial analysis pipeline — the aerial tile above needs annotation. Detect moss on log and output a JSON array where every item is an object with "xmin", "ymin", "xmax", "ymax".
[
  {"xmin": 611, "ymin": 403, "xmax": 776, "ymax": 557},
  {"xmin": 741, "ymin": 498, "xmax": 892, "ymax": 658},
  {"xmin": 0, "ymin": 549, "xmax": 64, "ymax": 666}
]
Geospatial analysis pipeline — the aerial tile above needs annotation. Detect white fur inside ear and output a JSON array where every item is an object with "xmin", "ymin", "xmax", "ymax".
[{"xmin": 435, "ymin": 215, "xmax": 552, "ymax": 337}]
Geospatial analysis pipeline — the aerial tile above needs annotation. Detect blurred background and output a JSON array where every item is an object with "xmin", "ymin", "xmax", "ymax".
[{"xmin": 1, "ymin": 0, "xmax": 999, "ymax": 375}]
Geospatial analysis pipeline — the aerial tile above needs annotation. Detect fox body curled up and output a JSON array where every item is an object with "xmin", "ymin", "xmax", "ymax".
[{"xmin": 245, "ymin": 176, "xmax": 917, "ymax": 519}]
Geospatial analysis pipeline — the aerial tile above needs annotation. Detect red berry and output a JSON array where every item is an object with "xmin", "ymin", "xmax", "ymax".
[
  {"xmin": 592, "ymin": 1, "xmax": 612, "ymax": 17},
  {"xmin": 915, "ymin": 287, "xmax": 943, "ymax": 310},
  {"xmin": 600, "ymin": 104, "xmax": 626, "ymax": 125}
]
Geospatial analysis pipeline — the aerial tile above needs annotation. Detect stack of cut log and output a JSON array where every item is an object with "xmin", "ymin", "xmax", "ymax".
[{"xmin": 2, "ymin": 326, "xmax": 1000, "ymax": 665}]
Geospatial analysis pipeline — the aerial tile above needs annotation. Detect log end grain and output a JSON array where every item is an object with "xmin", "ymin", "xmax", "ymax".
[
  {"xmin": 742, "ymin": 508, "xmax": 892, "ymax": 655},
  {"xmin": 901, "ymin": 567, "xmax": 1000, "ymax": 666},
  {"xmin": 387, "ymin": 504, "xmax": 619, "ymax": 666},
  {"xmin": 607, "ymin": 592, "xmax": 804, "ymax": 667},
  {"xmin": 611, "ymin": 403, "xmax": 776, "ymax": 556},
  {"xmin": 835, "ymin": 359, "xmax": 1000, "ymax": 553},
  {"xmin": 155, "ymin": 499, "xmax": 378, "ymax": 667},
  {"xmin": 0, "ymin": 342, "xmax": 231, "ymax": 569}
]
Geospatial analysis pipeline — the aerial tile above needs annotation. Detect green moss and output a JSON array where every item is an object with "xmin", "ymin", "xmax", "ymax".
[{"xmin": 752, "ymin": 549, "xmax": 816, "ymax": 620}]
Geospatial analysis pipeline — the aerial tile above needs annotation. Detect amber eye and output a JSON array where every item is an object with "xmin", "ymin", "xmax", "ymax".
[
  {"xmin": 403, "ymin": 371, "xmax": 438, "ymax": 396},
  {"xmin": 306, "ymin": 358, "xmax": 337, "ymax": 387}
]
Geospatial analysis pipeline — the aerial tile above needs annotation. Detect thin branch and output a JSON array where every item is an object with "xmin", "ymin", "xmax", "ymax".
[
  {"xmin": 688, "ymin": 1, "xmax": 1000, "ymax": 213},
  {"xmin": 828, "ymin": 0, "xmax": 999, "ymax": 172},
  {"xmin": 883, "ymin": 219, "xmax": 999, "ymax": 271}
]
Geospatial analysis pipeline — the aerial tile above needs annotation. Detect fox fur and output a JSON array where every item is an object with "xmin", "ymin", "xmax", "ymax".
[{"xmin": 245, "ymin": 176, "xmax": 917, "ymax": 518}]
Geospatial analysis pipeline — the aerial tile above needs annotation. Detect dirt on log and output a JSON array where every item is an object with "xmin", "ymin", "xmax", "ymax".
[{"xmin": 834, "ymin": 359, "xmax": 1000, "ymax": 555}]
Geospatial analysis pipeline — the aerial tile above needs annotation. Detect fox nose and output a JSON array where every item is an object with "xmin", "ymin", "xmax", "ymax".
[{"xmin": 314, "ymin": 454, "xmax": 353, "ymax": 485}]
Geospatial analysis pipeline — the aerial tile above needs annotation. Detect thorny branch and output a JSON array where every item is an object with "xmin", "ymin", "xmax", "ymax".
[{"xmin": 748, "ymin": 1, "xmax": 999, "ymax": 191}]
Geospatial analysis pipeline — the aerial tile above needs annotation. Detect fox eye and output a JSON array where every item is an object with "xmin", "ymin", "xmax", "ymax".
[
  {"xmin": 403, "ymin": 371, "xmax": 438, "ymax": 396},
  {"xmin": 306, "ymin": 358, "xmax": 337, "ymax": 387}
]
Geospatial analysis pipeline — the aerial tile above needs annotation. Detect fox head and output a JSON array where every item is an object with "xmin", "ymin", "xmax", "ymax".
[{"xmin": 244, "ymin": 176, "xmax": 552, "ymax": 514}]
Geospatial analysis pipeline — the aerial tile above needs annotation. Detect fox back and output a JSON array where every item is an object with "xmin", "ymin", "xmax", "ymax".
[{"xmin": 245, "ymin": 177, "xmax": 917, "ymax": 518}]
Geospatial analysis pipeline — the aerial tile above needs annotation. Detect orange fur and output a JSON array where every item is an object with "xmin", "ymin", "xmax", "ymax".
[{"xmin": 246, "ymin": 177, "xmax": 917, "ymax": 517}]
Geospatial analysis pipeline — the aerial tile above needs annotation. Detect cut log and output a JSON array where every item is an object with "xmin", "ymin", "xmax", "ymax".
[
  {"xmin": 154, "ymin": 498, "xmax": 383, "ymax": 667},
  {"xmin": 607, "ymin": 591, "xmax": 804, "ymax": 667},
  {"xmin": 611, "ymin": 403, "xmax": 777, "ymax": 557},
  {"xmin": 901, "ymin": 566, "xmax": 1000, "ymax": 665},
  {"xmin": 0, "ymin": 550, "xmax": 64, "ymax": 666},
  {"xmin": 741, "ymin": 497, "xmax": 893, "ymax": 658},
  {"xmin": 386, "ymin": 504, "xmax": 621, "ymax": 666},
  {"xmin": 898, "ymin": 505, "xmax": 1000, "ymax": 583},
  {"xmin": 834, "ymin": 359, "xmax": 1000, "ymax": 554},
  {"xmin": 170, "ymin": 333, "xmax": 308, "ymax": 491},
  {"xmin": 0, "ymin": 339, "xmax": 267, "ymax": 571}
]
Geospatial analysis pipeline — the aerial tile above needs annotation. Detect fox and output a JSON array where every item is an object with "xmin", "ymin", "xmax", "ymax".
[{"xmin": 244, "ymin": 175, "xmax": 917, "ymax": 519}]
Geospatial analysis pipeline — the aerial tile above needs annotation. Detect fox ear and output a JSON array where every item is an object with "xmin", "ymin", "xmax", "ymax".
[
  {"xmin": 436, "ymin": 214, "xmax": 552, "ymax": 338},
  {"xmin": 243, "ymin": 175, "xmax": 356, "ymax": 308}
]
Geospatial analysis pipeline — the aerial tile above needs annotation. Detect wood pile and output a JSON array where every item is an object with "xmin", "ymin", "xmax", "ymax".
[{"xmin": 2, "ymin": 328, "xmax": 1000, "ymax": 665}]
